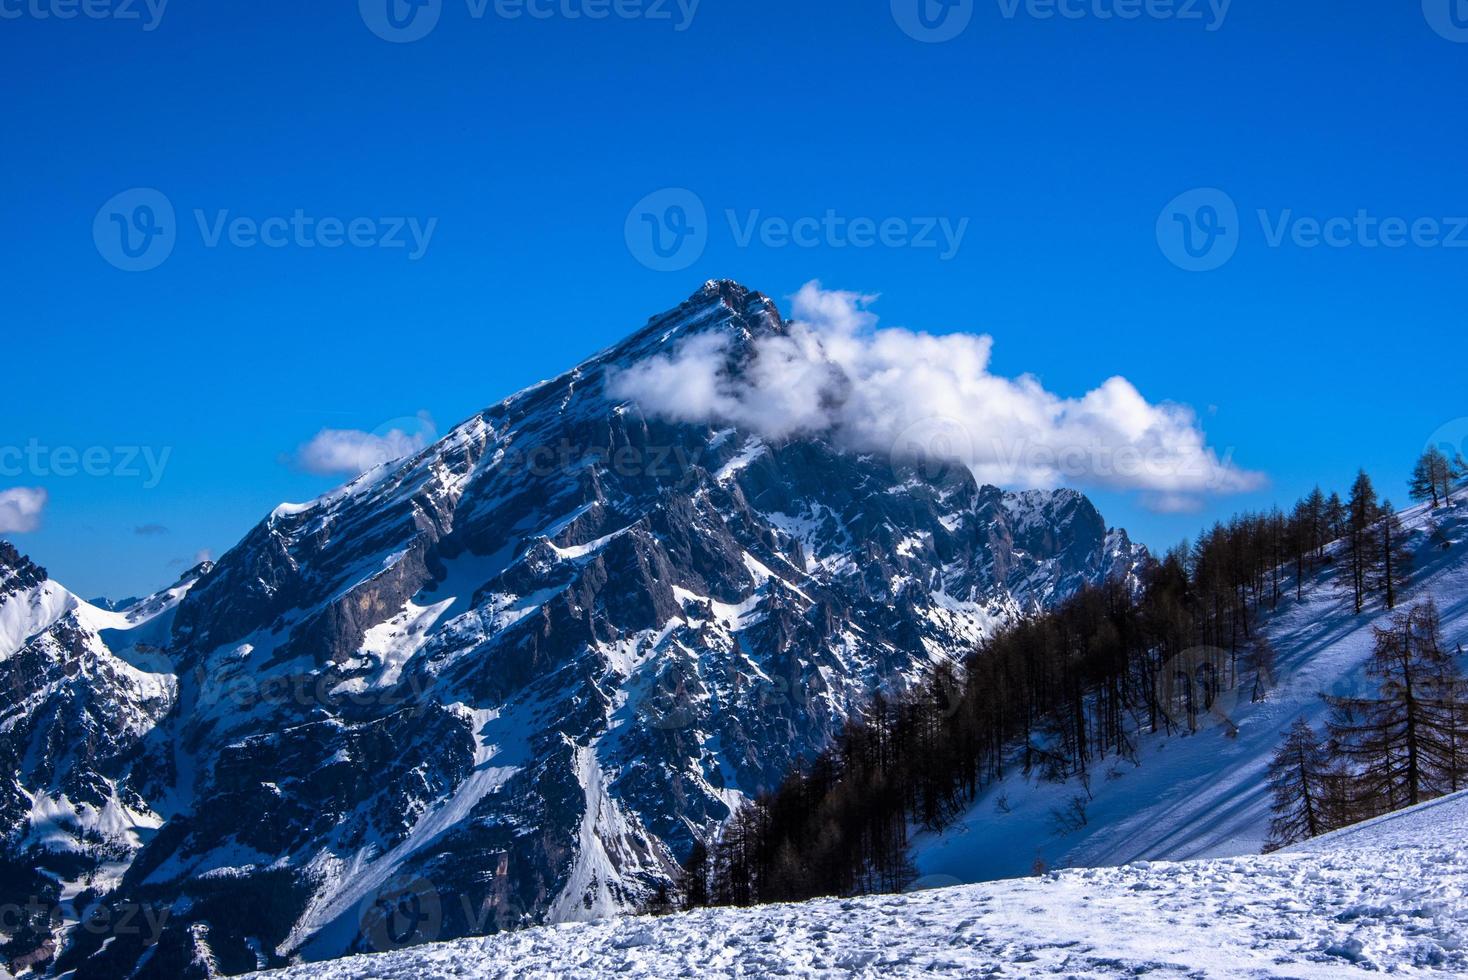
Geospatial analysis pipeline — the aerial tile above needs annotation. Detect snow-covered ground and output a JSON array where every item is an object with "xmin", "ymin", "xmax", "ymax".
[
  {"xmin": 253, "ymin": 789, "xmax": 1468, "ymax": 978},
  {"xmin": 915, "ymin": 495, "xmax": 1468, "ymax": 882}
]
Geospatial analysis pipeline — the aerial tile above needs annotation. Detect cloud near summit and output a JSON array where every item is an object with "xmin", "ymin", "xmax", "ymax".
[{"xmin": 608, "ymin": 281, "xmax": 1264, "ymax": 511}]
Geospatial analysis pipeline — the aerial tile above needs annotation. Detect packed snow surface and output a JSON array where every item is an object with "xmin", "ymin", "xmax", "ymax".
[{"xmin": 253, "ymin": 790, "xmax": 1468, "ymax": 978}]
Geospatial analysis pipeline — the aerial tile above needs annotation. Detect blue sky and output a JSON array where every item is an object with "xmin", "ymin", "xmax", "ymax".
[{"xmin": 2, "ymin": 0, "xmax": 1466, "ymax": 599}]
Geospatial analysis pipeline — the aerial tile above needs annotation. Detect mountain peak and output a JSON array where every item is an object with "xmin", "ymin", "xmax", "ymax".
[
  {"xmin": 30, "ymin": 285, "xmax": 1150, "ymax": 977},
  {"xmin": 0, "ymin": 539, "xmax": 46, "ymax": 595},
  {"xmin": 609, "ymin": 280, "xmax": 786, "ymax": 364}
]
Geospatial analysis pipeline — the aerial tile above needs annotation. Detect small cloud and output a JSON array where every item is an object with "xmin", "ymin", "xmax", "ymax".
[
  {"xmin": 134, "ymin": 523, "xmax": 171, "ymax": 536},
  {"xmin": 291, "ymin": 412, "xmax": 437, "ymax": 477},
  {"xmin": 0, "ymin": 487, "xmax": 48, "ymax": 534},
  {"xmin": 194, "ymin": 548, "xmax": 212, "ymax": 564}
]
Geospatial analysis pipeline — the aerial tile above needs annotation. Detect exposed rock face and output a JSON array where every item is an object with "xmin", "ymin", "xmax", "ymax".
[{"xmin": 2, "ymin": 282, "xmax": 1148, "ymax": 979}]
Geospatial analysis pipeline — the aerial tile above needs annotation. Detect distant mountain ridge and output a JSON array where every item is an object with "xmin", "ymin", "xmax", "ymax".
[{"xmin": 1, "ymin": 281, "xmax": 1148, "ymax": 979}]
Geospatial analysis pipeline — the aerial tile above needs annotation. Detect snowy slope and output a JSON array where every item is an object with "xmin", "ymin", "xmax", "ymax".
[
  {"xmin": 913, "ymin": 494, "xmax": 1468, "ymax": 883},
  {"xmin": 250, "ymin": 789, "xmax": 1468, "ymax": 978}
]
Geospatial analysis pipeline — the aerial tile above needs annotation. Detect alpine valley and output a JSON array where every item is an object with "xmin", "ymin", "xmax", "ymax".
[{"xmin": 0, "ymin": 281, "xmax": 1149, "ymax": 978}]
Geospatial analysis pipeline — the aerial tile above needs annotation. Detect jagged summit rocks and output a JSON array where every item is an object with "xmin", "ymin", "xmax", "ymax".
[{"xmin": 1, "ymin": 282, "xmax": 1147, "ymax": 979}]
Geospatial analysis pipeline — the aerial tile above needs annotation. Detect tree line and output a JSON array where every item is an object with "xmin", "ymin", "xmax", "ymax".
[{"xmin": 672, "ymin": 448, "xmax": 1465, "ymax": 909}]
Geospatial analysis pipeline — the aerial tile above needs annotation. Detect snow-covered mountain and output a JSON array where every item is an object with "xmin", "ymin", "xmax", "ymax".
[
  {"xmin": 246, "ymin": 788, "xmax": 1468, "ymax": 978},
  {"xmin": 0, "ymin": 542, "xmax": 209, "ymax": 972},
  {"xmin": 913, "ymin": 491, "xmax": 1468, "ymax": 882},
  {"xmin": 1, "ymin": 281, "xmax": 1147, "ymax": 978}
]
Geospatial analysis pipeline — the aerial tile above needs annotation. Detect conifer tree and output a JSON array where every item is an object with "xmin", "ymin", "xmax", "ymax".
[
  {"xmin": 680, "ymin": 840, "xmax": 710, "ymax": 909},
  {"xmin": 1411, "ymin": 450, "xmax": 1444, "ymax": 508},
  {"xmin": 1340, "ymin": 471, "xmax": 1380, "ymax": 614},
  {"xmin": 1375, "ymin": 501, "xmax": 1413, "ymax": 611},
  {"xmin": 1325, "ymin": 491, "xmax": 1348, "ymax": 544},
  {"xmin": 1303, "ymin": 486, "xmax": 1328, "ymax": 559},
  {"xmin": 1264, "ymin": 719, "xmax": 1330, "ymax": 851},
  {"xmin": 1326, "ymin": 600, "xmax": 1468, "ymax": 812}
]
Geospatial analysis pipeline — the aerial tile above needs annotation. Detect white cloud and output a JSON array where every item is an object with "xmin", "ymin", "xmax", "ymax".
[
  {"xmin": 0, "ymin": 487, "xmax": 48, "ymax": 534},
  {"xmin": 293, "ymin": 413, "xmax": 437, "ymax": 477},
  {"xmin": 609, "ymin": 281, "xmax": 1264, "ymax": 507}
]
